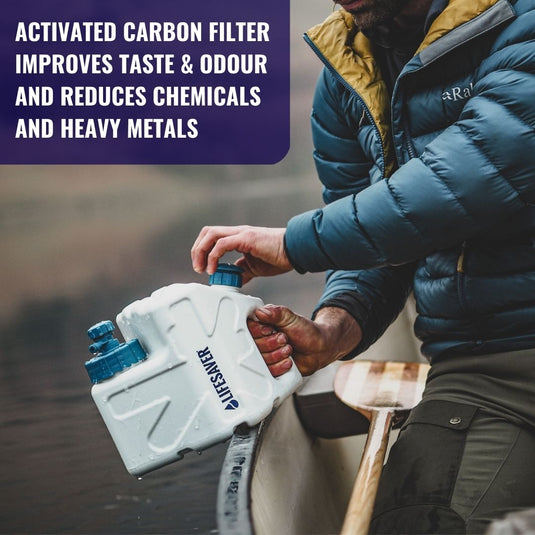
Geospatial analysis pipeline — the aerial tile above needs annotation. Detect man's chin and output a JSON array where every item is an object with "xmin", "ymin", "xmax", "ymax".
[{"xmin": 347, "ymin": 11, "xmax": 385, "ymax": 31}]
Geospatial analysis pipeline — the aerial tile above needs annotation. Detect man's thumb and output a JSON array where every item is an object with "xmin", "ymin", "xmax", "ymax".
[{"xmin": 256, "ymin": 304, "xmax": 297, "ymax": 329}]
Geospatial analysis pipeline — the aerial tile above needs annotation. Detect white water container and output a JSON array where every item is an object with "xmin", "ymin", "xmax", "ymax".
[{"xmin": 85, "ymin": 264, "xmax": 302, "ymax": 476}]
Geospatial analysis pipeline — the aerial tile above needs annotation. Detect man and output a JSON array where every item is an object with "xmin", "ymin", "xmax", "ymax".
[{"xmin": 192, "ymin": 0, "xmax": 535, "ymax": 532}]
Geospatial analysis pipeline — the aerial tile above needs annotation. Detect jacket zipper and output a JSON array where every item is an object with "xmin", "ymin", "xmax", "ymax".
[
  {"xmin": 304, "ymin": 34, "xmax": 388, "ymax": 180},
  {"xmin": 404, "ymin": 127, "xmax": 417, "ymax": 160},
  {"xmin": 456, "ymin": 241, "xmax": 468, "ymax": 312},
  {"xmin": 391, "ymin": 70, "xmax": 418, "ymax": 162},
  {"xmin": 387, "ymin": 58, "xmax": 419, "ymax": 163}
]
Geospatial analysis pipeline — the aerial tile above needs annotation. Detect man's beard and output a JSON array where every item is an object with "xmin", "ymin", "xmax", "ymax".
[{"xmin": 347, "ymin": 0, "xmax": 410, "ymax": 31}]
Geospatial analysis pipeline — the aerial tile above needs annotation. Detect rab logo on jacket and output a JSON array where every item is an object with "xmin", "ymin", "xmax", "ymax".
[
  {"xmin": 196, "ymin": 346, "xmax": 240, "ymax": 410},
  {"xmin": 442, "ymin": 82, "xmax": 474, "ymax": 102}
]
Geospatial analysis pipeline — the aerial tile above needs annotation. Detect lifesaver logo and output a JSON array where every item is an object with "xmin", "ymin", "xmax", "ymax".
[{"xmin": 196, "ymin": 346, "xmax": 240, "ymax": 410}]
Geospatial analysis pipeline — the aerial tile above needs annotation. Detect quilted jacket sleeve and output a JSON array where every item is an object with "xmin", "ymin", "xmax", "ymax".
[
  {"xmin": 286, "ymin": 15, "xmax": 535, "ymax": 275},
  {"xmin": 307, "ymin": 67, "xmax": 415, "ymax": 356}
]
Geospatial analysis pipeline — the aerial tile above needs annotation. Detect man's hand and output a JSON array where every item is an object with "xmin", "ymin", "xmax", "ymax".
[
  {"xmin": 191, "ymin": 225, "xmax": 292, "ymax": 284},
  {"xmin": 248, "ymin": 304, "xmax": 363, "ymax": 377}
]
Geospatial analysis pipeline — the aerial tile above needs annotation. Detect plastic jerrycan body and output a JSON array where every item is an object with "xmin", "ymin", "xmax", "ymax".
[{"xmin": 85, "ymin": 264, "xmax": 302, "ymax": 476}]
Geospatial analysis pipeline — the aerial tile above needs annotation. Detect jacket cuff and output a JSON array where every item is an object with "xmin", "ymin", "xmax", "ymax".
[{"xmin": 285, "ymin": 209, "xmax": 332, "ymax": 273}]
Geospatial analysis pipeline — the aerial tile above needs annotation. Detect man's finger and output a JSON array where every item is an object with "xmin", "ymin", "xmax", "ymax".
[
  {"xmin": 258, "ymin": 333, "xmax": 288, "ymax": 354},
  {"xmin": 191, "ymin": 229, "xmax": 212, "ymax": 272},
  {"xmin": 262, "ymin": 344, "xmax": 293, "ymax": 366},
  {"xmin": 206, "ymin": 235, "xmax": 245, "ymax": 274},
  {"xmin": 191, "ymin": 226, "xmax": 237, "ymax": 273},
  {"xmin": 267, "ymin": 357, "xmax": 294, "ymax": 378},
  {"xmin": 247, "ymin": 320, "xmax": 275, "ymax": 339},
  {"xmin": 191, "ymin": 225, "xmax": 217, "ymax": 271}
]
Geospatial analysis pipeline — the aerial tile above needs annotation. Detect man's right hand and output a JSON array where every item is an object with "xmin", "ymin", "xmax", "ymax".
[{"xmin": 248, "ymin": 304, "xmax": 363, "ymax": 377}]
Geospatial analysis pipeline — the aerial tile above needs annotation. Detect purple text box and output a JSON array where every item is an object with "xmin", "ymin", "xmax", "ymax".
[{"xmin": 0, "ymin": 0, "xmax": 289, "ymax": 164}]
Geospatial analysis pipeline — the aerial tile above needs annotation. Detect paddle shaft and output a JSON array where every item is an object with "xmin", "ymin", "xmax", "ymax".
[{"xmin": 340, "ymin": 408, "xmax": 393, "ymax": 535}]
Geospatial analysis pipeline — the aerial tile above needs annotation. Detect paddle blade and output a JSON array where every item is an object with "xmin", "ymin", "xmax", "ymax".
[{"xmin": 334, "ymin": 360, "xmax": 430, "ymax": 419}]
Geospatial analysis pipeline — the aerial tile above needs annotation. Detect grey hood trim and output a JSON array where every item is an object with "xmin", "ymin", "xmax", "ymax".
[{"xmin": 420, "ymin": 0, "xmax": 516, "ymax": 66}]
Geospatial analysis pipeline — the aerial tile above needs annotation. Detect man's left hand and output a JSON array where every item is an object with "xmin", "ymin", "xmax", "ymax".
[{"xmin": 191, "ymin": 225, "xmax": 292, "ymax": 284}]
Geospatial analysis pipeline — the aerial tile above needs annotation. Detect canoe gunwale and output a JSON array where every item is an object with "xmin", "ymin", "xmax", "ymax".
[{"xmin": 216, "ymin": 417, "xmax": 271, "ymax": 535}]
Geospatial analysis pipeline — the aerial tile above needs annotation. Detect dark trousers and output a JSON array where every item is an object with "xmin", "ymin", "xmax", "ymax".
[{"xmin": 369, "ymin": 400, "xmax": 535, "ymax": 534}]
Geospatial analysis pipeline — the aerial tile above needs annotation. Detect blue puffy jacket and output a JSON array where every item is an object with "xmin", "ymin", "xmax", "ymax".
[{"xmin": 285, "ymin": 0, "xmax": 535, "ymax": 361}]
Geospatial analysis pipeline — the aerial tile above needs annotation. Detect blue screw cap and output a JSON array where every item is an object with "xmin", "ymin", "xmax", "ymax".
[
  {"xmin": 88, "ymin": 320, "xmax": 115, "ymax": 339},
  {"xmin": 85, "ymin": 320, "xmax": 146, "ymax": 384},
  {"xmin": 209, "ymin": 263, "xmax": 243, "ymax": 288}
]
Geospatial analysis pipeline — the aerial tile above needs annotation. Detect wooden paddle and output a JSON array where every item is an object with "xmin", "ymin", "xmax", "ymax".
[{"xmin": 334, "ymin": 360, "xmax": 430, "ymax": 535}]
